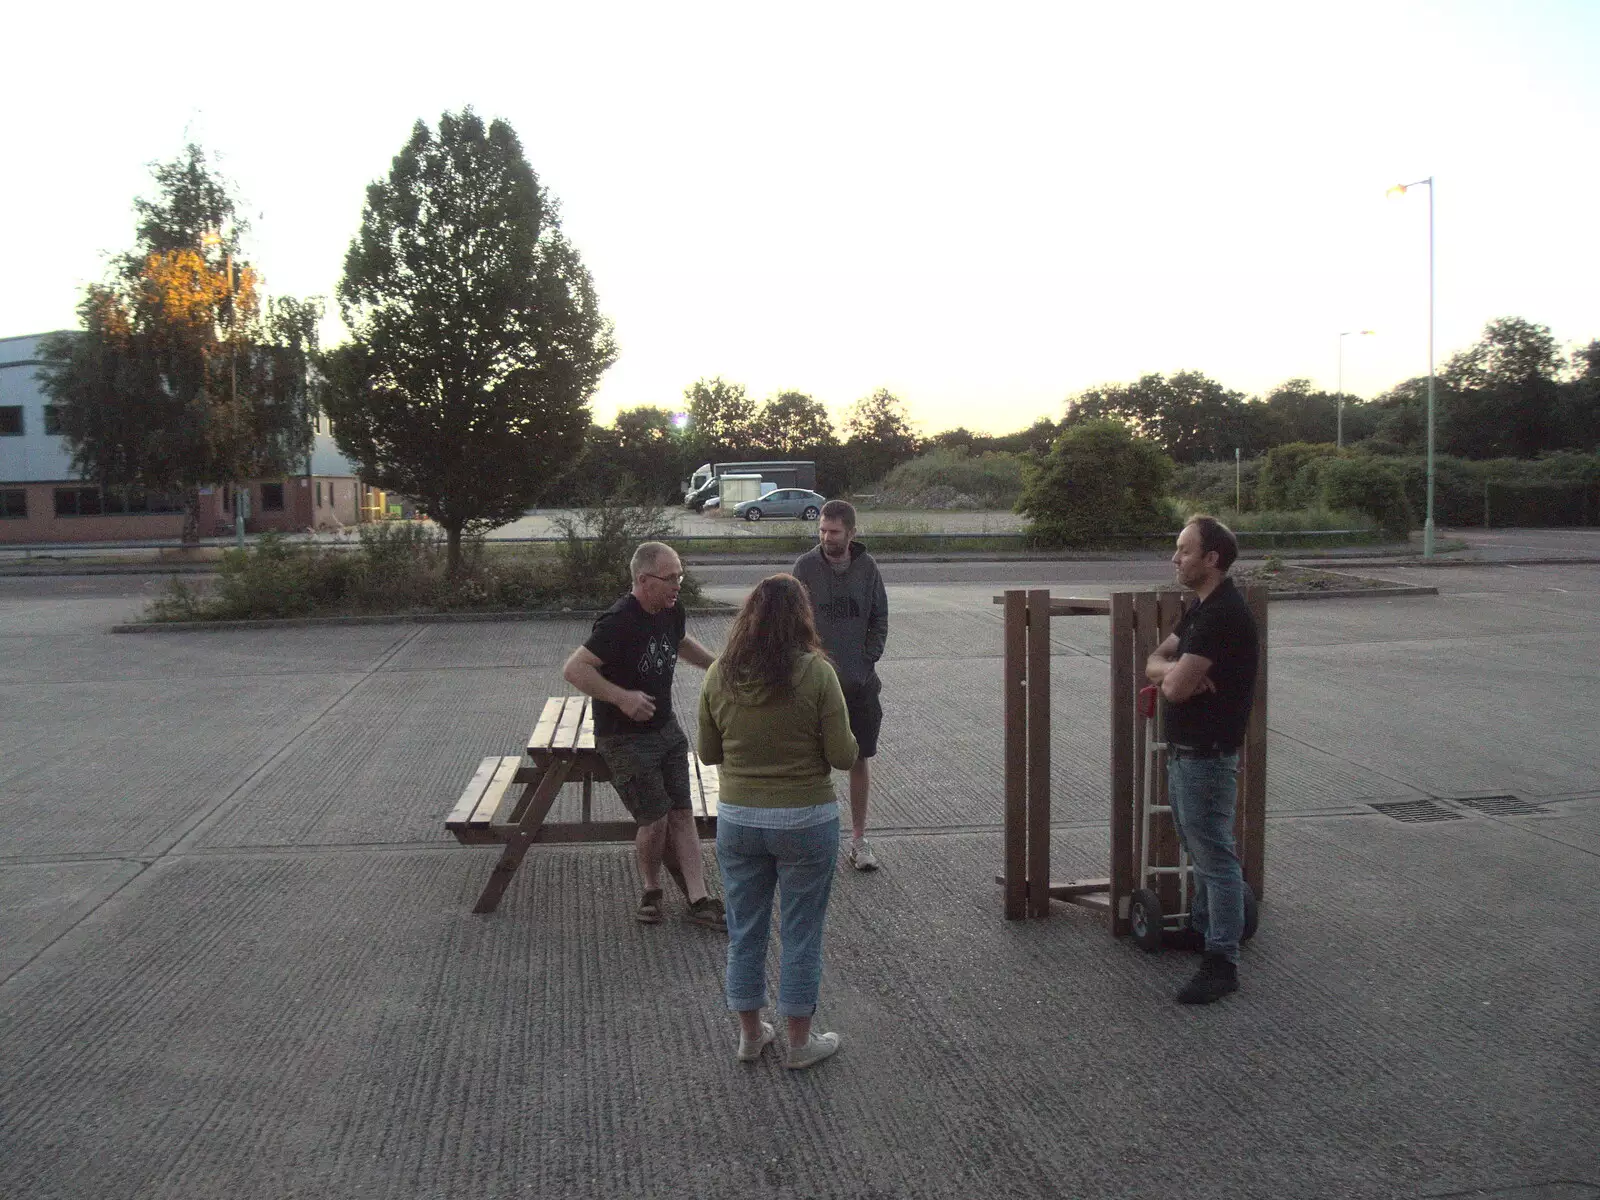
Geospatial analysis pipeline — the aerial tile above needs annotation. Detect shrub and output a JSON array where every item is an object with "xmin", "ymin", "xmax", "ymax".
[
  {"xmin": 1016, "ymin": 419, "xmax": 1172, "ymax": 547},
  {"xmin": 148, "ymin": 576, "xmax": 209, "ymax": 621},
  {"xmin": 209, "ymin": 533, "xmax": 320, "ymax": 619},
  {"xmin": 552, "ymin": 489, "xmax": 704, "ymax": 606},
  {"xmin": 875, "ymin": 447, "xmax": 1024, "ymax": 508},
  {"xmin": 1374, "ymin": 452, "xmax": 1600, "ymax": 527},
  {"xmin": 143, "ymin": 503, "xmax": 723, "ymax": 623},
  {"xmin": 1259, "ymin": 442, "xmax": 1340, "ymax": 509},
  {"xmin": 1318, "ymin": 458, "xmax": 1412, "ymax": 538},
  {"xmin": 355, "ymin": 521, "xmax": 448, "ymax": 610},
  {"xmin": 1172, "ymin": 458, "xmax": 1261, "ymax": 511},
  {"xmin": 1207, "ymin": 506, "xmax": 1372, "ymax": 533}
]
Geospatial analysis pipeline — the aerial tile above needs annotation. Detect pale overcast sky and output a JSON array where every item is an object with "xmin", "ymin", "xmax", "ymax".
[{"xmin": 4, "ymin": 1, "xmax": 1596, "ymax": 436}]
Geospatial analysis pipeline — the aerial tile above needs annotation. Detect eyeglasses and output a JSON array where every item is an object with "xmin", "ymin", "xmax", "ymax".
[{"xmin": 645, "ymin": 572, "xmax": 685, "ymax": 586}]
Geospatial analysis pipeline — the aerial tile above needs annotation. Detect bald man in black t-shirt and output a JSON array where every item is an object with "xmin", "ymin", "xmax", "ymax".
[{"xmin": 563, "ymin": 541, "xmax": 725, "ymax": 930}]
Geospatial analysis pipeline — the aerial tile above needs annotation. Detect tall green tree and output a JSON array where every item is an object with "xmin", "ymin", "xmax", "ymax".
[
  {"xmin": 1367, "ymin": 376, "xmax": 1429, "ymax": 453},
  {"xmin": 614, "ymin": 405, "xmax": 678, "ymax": 446},
  {"xmin": 1065, "ymin": 371, "xmax": 1258, "ymax": 462},
  {"xmin": 612, "ymin": 406, "xmax": 692, "ymax": 501},
  {"xmin": 322, "ymin": 109, "xmax": 616, "ymax": 571},
  {"xmin": 1438, "ymin": 317, "xmax": 1561, "ymax": 458},
  {"xmin": 1016, "ymin": 419, "xmax": 1173, "ymax": 547},
  {"xmin": 844, "ymin": 387, "xmax": 919, "ymax": 485},
  {"xmin": 1556, "ymin": 340, "xmax": 1600, "ymax": 452},
  {"xmin": 40, "ymin": 144, "xmax": 318, "ymax": 542},
  {"xmin": 683, "ymin": 377, "xmax": 758, "ymax": 456},
  {"xmin": 755, "ymin": 390, "xmax": 836, "ymax": 453}
]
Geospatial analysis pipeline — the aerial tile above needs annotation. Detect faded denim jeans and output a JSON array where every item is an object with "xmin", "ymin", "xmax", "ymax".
[
  {"xmin": 717, "ymin": 815, "xmax": 839, "ymax": 1018},
  {"xmin": 1168, "ymin": 752, "xmax": 1244, "ymax": 963}
]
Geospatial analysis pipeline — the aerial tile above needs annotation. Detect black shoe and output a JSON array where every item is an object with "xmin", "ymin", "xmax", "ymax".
[
  {"xmin": 1177, "ymin": 953, "xmax": 1238, "ymax": 1005},
  {"xmin": 1163, "ymin": 927, "xmax": 1207, "ymax": 954}
]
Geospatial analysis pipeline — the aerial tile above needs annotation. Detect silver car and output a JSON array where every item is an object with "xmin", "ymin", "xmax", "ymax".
[{"xmin": 734, "ymin": 488, "xmax": 826, "ymax": 522}]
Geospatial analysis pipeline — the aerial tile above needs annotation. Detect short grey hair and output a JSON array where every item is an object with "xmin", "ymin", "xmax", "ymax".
[{"xmin": 630, "ymin": 541, "xmax": 676, "ymax": 581}]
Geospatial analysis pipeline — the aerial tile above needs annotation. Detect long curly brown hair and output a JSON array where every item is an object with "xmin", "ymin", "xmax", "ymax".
[{"xmin": 717, "ymin": 573, "xmax": 824, "ymax": 701}]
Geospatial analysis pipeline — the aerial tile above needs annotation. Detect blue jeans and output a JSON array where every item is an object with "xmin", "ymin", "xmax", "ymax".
[
  {"xmin": 1167, "ymin": 752, "xmax": 1244, "ymax": 963},
  {"xmin": 717, "ymin": 815, "xmax": 840, "ymax": 1018}
]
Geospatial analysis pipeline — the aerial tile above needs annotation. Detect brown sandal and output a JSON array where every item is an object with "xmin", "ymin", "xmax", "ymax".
[{"xmin": 636, "ymin": 888, "xmax": 663, "ymax": 924}]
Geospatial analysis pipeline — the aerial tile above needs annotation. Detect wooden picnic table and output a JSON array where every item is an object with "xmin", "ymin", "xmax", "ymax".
[{"xmin": 445, "ymin": 695, "xmax": 719, "ymax": 914}]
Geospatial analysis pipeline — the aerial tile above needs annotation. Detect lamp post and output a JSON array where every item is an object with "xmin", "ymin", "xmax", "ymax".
[
  {"xmin": 1386, "ymin": 176, "xmax": 1435, "ymax": 557},
  {"xmin": 202, "ymin": 228, "xmax": 245, "ymax": 550},
  {"xmin": 1336, "ymin": 329, "xmax": 1375, "ymax": 449}
]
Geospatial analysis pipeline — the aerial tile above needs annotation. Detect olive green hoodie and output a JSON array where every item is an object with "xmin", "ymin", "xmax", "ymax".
[{"xmin": 697, "ymin": 652, "xmax": 858, "ymax": 808}]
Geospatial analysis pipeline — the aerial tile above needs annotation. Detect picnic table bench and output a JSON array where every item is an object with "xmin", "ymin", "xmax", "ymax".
[{"xmin": 445, "ymin": 695, "xmax": 719, "ymax": 914}]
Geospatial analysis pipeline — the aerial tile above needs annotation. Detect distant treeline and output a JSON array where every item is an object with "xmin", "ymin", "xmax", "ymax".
[{"xmin": 561, "ymin": 316, "xmax": 1599, "ymax": 504}]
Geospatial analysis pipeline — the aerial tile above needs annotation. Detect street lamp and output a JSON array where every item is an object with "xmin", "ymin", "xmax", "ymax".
[
  {"xmin": 1386, "ymin": 176, "xmax": 1435, "ymax": 557},
  {"xmin": 1336, "ymin": 329, "xmax": 1375, "ymax": 449},
  {"xmin": 202, "ymin": 227, "xmax": 245, "ymax": 549}
]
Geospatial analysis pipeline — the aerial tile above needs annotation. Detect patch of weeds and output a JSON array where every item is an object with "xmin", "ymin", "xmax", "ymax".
[{"xmin": 554, "ymin": 488, "xmax": 706, "ymax": 608}]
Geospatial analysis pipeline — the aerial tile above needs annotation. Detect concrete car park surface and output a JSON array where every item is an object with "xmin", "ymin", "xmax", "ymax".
[{"xmin": 0, "ymin": 548, "xmax": 1596, "ymax": 1200}]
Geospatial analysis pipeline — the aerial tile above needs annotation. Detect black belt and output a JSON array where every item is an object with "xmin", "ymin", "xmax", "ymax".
[{"xmin": 1167, "ymin": 743, "xmax": 1234, "ymax": 759}]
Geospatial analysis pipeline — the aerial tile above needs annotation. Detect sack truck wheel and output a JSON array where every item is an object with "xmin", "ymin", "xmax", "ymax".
[
  {"xmin": 1242, "ymin": 883, "xmax": 1259, "ymax": 943},
  {"xmin": 1129, "ymin": 888, "xmax": 1165, "ymax": 953},
  {"xmin": 802, "ymin": 506, "xmax": 819, "ymax": 521},
  {"xmin": 744, "ymin": 508, "xmax": 761, "ymax": 522}
]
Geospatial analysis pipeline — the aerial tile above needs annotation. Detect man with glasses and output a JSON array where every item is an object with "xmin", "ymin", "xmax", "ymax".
[{"xmin": 563, "ymin": 542, "xmax": 726, "ymax": 929}]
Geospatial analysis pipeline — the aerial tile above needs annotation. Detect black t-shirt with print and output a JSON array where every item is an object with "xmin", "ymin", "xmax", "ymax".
[
  {"xmin": 583, "ymin": 594, "xmax": 687, "ymax": 737},
  {"xmin": 1164, "ymin": 577, "xmax": 1259, "ymax": 751}
]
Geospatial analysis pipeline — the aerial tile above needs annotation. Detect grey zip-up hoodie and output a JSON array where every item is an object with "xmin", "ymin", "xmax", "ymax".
[{"xmin": 792, "ymin": 541, "xmax": 888, "ymax": 690}]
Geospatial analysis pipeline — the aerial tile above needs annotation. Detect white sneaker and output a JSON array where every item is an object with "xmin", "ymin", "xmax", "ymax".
[
  {"xmin": 847, "ymin": 839, "xmax": 879, "ymax": 871},
  {"xmin": 786, "ymin": 1031, "xmax": 841, "ymax": 1070},
  {"xmin": 737, "ymin": 1020, "xmax": 775, "ymax": 1063}
]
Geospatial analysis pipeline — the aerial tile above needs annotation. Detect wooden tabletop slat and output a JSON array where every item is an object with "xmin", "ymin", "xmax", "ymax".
[
  {"xmin": 528, "ymin": 696, "xmax": 566, "ymax": 755},
  {"xmin": 553, "ymin": 696, "xmax": 587, "ymax": 753},
  {"xmin": 575, "ymin": 704, "xmax": 596, "ymax": 751}
]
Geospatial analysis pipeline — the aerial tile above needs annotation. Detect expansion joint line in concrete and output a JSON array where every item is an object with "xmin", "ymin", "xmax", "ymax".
[
  {"xmin": 0, "ymin": 626, "xmax": 430, "ymax": 991},
  {"xmin": 164, "ymin": 625, "xmax": 428, "ymax": 857}
]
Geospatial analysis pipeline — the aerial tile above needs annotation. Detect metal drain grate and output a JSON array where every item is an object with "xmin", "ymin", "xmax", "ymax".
[
  {"xmin": 1370, "ymin": 799, "xmax": 1463, "ymax": 823},
  {"xmin": 1450, "ymin": 794, "xmax": 1545, "ymax": 816}
]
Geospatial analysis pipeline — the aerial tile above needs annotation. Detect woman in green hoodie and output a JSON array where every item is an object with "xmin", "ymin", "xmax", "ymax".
[{"xmin": 698, "ymin": 574, "xmax": 858, "ymax": 1069}]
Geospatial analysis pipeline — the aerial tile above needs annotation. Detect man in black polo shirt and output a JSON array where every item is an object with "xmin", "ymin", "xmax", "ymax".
[
  {"xmin": 1146, "ymin": 516, "xmax": 1259, "ymax": 1004},
  {"xmin": 562, "ymin": 541, "xmax": 725, "ymax": 930}
]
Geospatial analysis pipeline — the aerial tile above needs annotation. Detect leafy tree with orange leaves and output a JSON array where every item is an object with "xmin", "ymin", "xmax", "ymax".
[{"xmin": 40, "ymin": 144, "xmax": 319, "ymax": 542}]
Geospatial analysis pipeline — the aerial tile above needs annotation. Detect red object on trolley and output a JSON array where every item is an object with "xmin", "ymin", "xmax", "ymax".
[{"xmin": 1137, "ymin": 684, "xmax": 1159, "ymax": 720}]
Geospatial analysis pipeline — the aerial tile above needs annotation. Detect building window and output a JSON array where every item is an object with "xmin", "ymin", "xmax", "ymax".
[
  {"xmin": 0, "ymin": 406, "xmax": 23, "ymax": 436},
  {"xmin": 42, "ymin": 405, "xmax": 63, "ymax": 436},
  {"xmin": 103, "ymin": 488, "xmax": 184, "ymax": 514},
  {"xmin": 260, "ymin": 482, "xmax": 285, "ymax": 511},
  {"xmin": 0, "ymin": 490, "xmax": 26, "ymax": 518},
  {"xmin": 55, "ymin": 487, "xmax": 102, "ymax": 516},
  {"xmin": 52, "ymin": 486, "xmax": 182, "ymax": 516}
]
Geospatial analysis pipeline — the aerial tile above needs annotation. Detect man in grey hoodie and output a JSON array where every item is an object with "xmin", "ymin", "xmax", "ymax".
[{"xmin": 793, "ymin": 500, "xmax": 889, "ymax": 870}]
